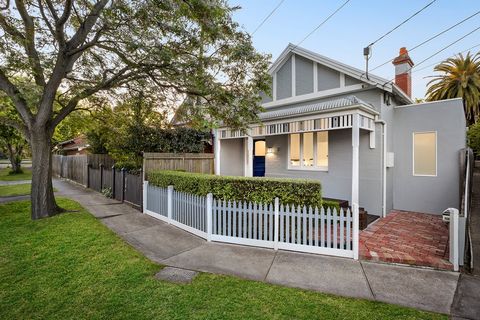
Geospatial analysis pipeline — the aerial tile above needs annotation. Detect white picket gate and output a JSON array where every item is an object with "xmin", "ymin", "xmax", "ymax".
[{"xmin": 143, "ymin": 181, "xmax": 356, "ymax": 259}]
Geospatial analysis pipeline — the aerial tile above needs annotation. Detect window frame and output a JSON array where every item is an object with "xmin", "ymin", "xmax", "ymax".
[
  {"xmin": 287, "ymin": 131, "xmax": 328, "ymax": 171},
  {"xmin": 412, "ymin": 131, "xmax": 437, "ymax": 177}
]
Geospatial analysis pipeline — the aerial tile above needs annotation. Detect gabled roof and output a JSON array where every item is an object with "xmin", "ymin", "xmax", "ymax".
[
  {"xmin": 269, "ymin": 44, "xmax": 413, "ymax": 105},
  {"xmin": 259, "ymin": 96, "xmax": 378, "ymax": 121}
]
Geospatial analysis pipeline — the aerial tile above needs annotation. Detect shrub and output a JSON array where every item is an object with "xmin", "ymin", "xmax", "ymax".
[
  {"xmin": 101, "ymin": 187, "xmax": 112, "ymax": 198},
  {"xmin": 322, "ymin": 199, "xmax": 340, "ymax": 211},
  {"xmin": 468, "ymin": 122, "xmax": 480, "ymax": 156},
  {"xmin": 8, "ymin": 168, "xmax": 24, "ymax": 175},
  {"xmin": 147, "ymin": 170, "xmax": 322, "ymax": 207}
]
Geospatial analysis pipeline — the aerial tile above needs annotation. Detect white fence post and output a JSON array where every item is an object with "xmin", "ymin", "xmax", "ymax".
[
  {"xmin": 352, "ymin": 203, "xmax": 359, "ymax": 260},
  {"xmin": 142, "ymin": 181, "xmax": 148, "ymax": 214},
  {"xmin": 206, "ymin": 193, "xmax": 213, "ymax": 241},
  {"xmin": 167, "ymin": 185, "xmax": 173, "ymax": 224},
  {"xmin": 449, "ymin": 208, "xmax": 460, "ymax": 271},
  {"xmin": 274, "ymin": 197, "xmax": 279, "ymax": 250}
]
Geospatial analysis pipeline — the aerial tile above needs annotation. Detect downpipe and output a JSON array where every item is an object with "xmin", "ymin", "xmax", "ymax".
[{"xmin": 375, "ymin": 119, "xmax": 387, "ymax": 218}]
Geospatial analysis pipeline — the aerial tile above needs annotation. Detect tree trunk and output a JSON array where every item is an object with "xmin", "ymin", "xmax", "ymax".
[
  {"xmin": 7, "ymin": 144, "xmax": 22, "ymax": 174},
  {"xmin": 30, "ymin": 128, "xmax": 62, "ymax": 219}
]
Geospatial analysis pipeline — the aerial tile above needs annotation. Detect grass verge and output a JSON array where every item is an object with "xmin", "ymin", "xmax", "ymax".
[
  {"xmin": 0, "ymin": 184, "xmax": 57, "ymax": 197},
  {"xmin": 0, "ymin": 184, "xmax": 32, "ymax": 197},
  {"xmin": 0, "ymin": 199, "xmax": 446, "ymax": 319},
  {"xmin": 0, "ymin": 168, "xmax": 32, "ymax": 181}
]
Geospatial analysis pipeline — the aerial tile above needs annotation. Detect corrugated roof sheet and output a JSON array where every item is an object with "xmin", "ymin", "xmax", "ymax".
[{"xmin": 259, "ymin": 96, "xmax": 376, "ymax": 120}]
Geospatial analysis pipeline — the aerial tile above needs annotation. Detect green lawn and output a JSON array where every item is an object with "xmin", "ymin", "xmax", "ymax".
[
  {"xmin": 0, "ymin": 199, "xmax": 446, "ymax": 320},
  {"xmin": 0, "ymin": 167, "xmax": 32, "ymax": 181},
  {"xmin": 0, "ymin": 184, "xmax": 32, "ymax": 197},
  {"xmin": 0, "ymin": 184, "xmax": 57, "ymax": 197}
]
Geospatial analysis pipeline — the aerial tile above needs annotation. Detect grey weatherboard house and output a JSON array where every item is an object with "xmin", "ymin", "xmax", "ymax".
[{"xmin": 213, "ymin": 44, "xmax": 466, "ymax": 217}]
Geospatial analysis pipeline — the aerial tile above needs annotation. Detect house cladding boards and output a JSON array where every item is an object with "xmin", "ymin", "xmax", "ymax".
[
  {"xmin": 295, "ymin": 55, "xmax": 314, "ymax": 95},
  {"xmin": 345, "ymin": 75, "xmax": 362, "ymax": 86},
  {"xmin": 260, "ymin": 90, "xmax": 273, "ymax": 104},
  {"xmin": 317, "ymin": 64, "xmax": 341, "ymax": 91},
  {"xmin": 270, "ymin": 52, "xmax": 370, "ymax": 104},
  {"xmin": 276, "ymin": 56, "xmax": 292, "ymax": 100}
]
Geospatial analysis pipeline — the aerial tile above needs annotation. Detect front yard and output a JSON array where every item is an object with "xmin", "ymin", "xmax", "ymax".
[{"xmin": 0, "ymin": 198, "xmax": 445, "ymax": 319}]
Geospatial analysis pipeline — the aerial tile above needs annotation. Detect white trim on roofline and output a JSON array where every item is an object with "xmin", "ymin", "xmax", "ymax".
[
  {"xmin": 394, "ymin": 97, "xmax": 463, "ymax": 109},
  {"xmin": 263, "ymin": 84, "xmax": 367, "ymax": 109},
  {"xmin": 269, "ymin": 44, "xmax": 413, "ymax": 105}
]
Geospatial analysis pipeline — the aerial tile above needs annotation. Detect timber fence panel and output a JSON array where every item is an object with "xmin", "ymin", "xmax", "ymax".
[
  {"xmin": 124, "ymin": 172, "xmax": 143, "ymax": 208},
  {"xmin": 143, "ymin": 153, "xmax": 214, "ymax": 176},
  {"xmin": 88, "ymin": 167, "xmax": 102, "ymax": 192},
  {"xmin": 169, "ymin": 189, "xmax": 207, "ymax": 238},
  {"xmin": 143, "ymin": 185, "xmax": 355, "ymax": 259},
  {"xmin": 113, "ymin": 169, "xmax": 123, "ymax": 201},
  {"xmin": 276, "ymin": 205, "xmax": 354, "ymax": 258},
  {"xmin": 52, "ymin": 154, "xmax": 113, "ymax": 186}
]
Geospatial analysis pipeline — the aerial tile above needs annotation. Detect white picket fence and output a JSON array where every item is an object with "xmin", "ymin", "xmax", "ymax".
[{"xmin": 143, "ymin": 181, "xmax": 357, "ymax": 259}]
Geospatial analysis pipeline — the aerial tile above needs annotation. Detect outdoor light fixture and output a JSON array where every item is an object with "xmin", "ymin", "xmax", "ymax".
[{"xmin": 267, "ymin": 147, "xmax": 275, "ymax": 154}]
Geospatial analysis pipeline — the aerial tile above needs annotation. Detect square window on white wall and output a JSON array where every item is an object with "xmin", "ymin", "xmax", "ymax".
[{"xmin": 413, "ymin": 132, "xmax": 437, "ymax": 176}]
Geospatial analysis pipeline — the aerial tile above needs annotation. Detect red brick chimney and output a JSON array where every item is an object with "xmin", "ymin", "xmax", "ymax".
[{"xmin": 392, "ymin": 47, "xmax": 414, "ymax": 97}]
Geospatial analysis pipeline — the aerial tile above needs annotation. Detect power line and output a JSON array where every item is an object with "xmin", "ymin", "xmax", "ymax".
[
  {"xmin": 412, "ymin": 43, "xmax": 480, "ymax": 74},
  {"xmin": 382, "ymin": 26, "xmax": 480, "ymax": 87},
  {"xmin": 295, "ymin": 0, "xmax": 351, "ymax": 47},
  {"xmin": 369, "ymin": 10, "xmax": 480, "ymax": 72},
  {"xmin": 368, "ymin": 0, "xmax": 438, "ymax": 47},
  {"xmin": 251, "ymin": 0, "xmax": 285, "ymax": 35}
]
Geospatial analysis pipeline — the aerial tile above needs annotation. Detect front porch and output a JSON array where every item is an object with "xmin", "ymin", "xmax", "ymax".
[{"xmin": 360, "ymin": 210, "xmax": 453, "ymax": 270}]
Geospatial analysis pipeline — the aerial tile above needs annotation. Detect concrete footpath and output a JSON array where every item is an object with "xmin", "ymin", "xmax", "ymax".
[
  {"xmin": 53, "ymin": 179, "xmax": 460, "ymax": 315},
  {"xmin": 0, "ymin": 180, "xmax": 31, "ymax": 185}
]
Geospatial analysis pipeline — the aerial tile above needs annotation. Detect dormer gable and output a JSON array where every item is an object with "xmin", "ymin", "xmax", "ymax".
[{"xmin": 261, "ymin": 44, "xmax": 413, "ymax": 107}]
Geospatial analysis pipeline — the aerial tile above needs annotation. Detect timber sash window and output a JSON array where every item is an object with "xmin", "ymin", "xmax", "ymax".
[
  {"xmin": 289, "ymin": 132, "xmax": 328, "ymax": 170},
  {"xmin": 413, "ymin": 131, "xmax": 437, "ymax": 176}
]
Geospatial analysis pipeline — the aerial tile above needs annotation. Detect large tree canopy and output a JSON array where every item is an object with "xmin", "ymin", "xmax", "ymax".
[
  {"xmin": 0, "ymin": 0, "xmax": 271, "ymax": 219},
  {"xmin": 426, "ymin": 52, "xmax": 480, "ymax": 125}
]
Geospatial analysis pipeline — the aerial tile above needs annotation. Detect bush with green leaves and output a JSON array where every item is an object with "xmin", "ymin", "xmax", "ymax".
[
  {"xmin": 147, "ymin": 170, "xmax": 323, "ymax": 208},
  {"xmin": 468, "ymin": 122, "xmax": 480, "ymax": 156},
  {"xmin": 101, "ymin": 187, "xmax": 112, "ymax": 199}
]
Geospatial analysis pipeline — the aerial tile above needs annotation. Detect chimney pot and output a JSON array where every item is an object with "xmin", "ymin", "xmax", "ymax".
[{"xmin": 392, "ymin": 47, "xmax": 414, "ymax": 97}]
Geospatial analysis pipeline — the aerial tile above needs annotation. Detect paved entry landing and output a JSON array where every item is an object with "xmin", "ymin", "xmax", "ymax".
[{"xmin": 359, "ymin": 210, "xmax": 453, "ymax": 270}]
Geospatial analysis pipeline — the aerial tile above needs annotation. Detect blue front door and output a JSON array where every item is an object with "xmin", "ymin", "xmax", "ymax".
[{"xmin": 253, "ymin": 140, "xmax": 266, "ymax": 177}]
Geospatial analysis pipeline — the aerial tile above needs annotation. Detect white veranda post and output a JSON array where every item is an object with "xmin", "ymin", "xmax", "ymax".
[
  {"xmin": 244, "ymin": 136, "xmax": 253, "ymax": 177},
  {"xmin": 351, "ymin": 113, "xmax": 360, "ymax": 260},
  {"xmin": 214, "ymin": 129, "xmax": 221, "ymax": 175}
]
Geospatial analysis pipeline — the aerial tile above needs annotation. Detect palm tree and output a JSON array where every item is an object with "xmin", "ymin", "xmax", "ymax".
[{"xmin": 426, "ymin": 52, "xmax": 480, "ymax": 125}]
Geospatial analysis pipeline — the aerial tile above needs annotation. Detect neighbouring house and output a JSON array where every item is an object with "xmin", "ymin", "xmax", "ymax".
[
  {"xmin": 214, "ymin": 44, "xmax": 466, "ymax": 217},
  {"xmin": 55, "ymin": 135, "xmax": 90, "ymax": 156}
]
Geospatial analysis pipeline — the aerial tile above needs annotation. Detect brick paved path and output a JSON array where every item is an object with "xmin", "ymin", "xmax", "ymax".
[{"xmin": 359, "ymin": 210, "xmax": 452, "ymax": 270}]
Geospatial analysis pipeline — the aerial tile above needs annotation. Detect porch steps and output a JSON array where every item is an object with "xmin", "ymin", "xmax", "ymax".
[{"xmin": 336, "ymin": 199, "xmax": 368, "ymax": 230}]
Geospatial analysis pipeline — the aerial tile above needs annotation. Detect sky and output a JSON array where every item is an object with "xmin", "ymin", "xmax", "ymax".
[{"xmin": 227, "ymin": 0, "xmax": 480, "ymax": 100}]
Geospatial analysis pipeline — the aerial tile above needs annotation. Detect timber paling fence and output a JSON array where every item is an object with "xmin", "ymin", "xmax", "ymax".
[
  {"xmin": 52, "ymin": 154, "xmax": 143, "ymax": 209},
  {"xmin": 52, "ymin": 154, "xmax": 114, "ymax": 186},
  {"xmin": 143, "ymin": 153, "xmax": 214, "ymax": 176},
  {"xmin": 87, "ymin": 165, "xmax": 143, "ymax": 209},
  {"xmin": 144, "ymin": 182, "xmax": 359, "ymax": 259}
]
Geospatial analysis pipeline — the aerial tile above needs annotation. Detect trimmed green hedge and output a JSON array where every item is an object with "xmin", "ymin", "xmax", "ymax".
[
  {"xmin": 147, "ymin": 170, "xmax": 323, "ymax": 207},
  {"xmin": 322, "ymin": 199, "xmax": 341, "ymax": 211}
]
